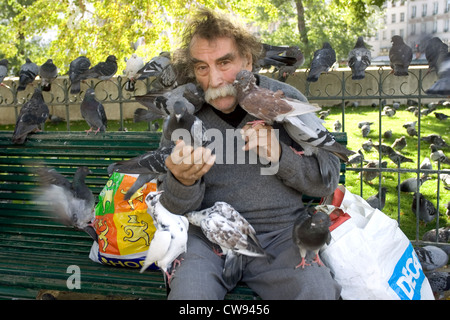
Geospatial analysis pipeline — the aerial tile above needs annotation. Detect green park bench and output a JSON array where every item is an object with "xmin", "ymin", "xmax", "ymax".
[{"xmin": 0, "ymin": 130, "xmax": 346, "ymax": 300}]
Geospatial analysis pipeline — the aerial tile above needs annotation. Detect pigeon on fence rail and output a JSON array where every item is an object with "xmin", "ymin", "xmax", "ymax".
[
  {"xmin": 233, "ymin": 70, "xmax": 354, "ymax": 187},
  {"xmin": 68, "ymin": 56, "xmax": 91, "ymax": 94},
  {"xmin": 307, "ymin": 42, "xmax": 336, "ymax": 82},
  {"xmin": 425, "ymin": 37, "xmax": 448, "ymax": 74},
  {"xmin": 399, "ymin": 175, "xmax": 431, "ymax": 193},
  {"xmin": 366, "ymin": 187, "xmax": 387, "ymax": 210},
  {"xmin": 17, "ymin": 58, "xmax": 39, "ymax": 91},
  {"xmin": 141, "ymin": 191, "xmax": 189, "ymax": 284},
  {"xmin": 426, "ymin": 52, "xmax": 450, "ymax": 95},
  {"xmin": 80, "ymin": 88, "xmax": 107, "ymax": 134},
  {"xmin": 421, "ymin": 134, "xmax": 449, "ymax": 149},
  {"xmin": 277, "ymin": 46, "xmax": 305, "ymax": 82},
  {"xmin": 12, "ymin": 87, "xmax": 49, "ymax": 144},
  {"xmin": 389, "ymin": 35, "xmax": 413, "ymax": 76},
  {"xmin": 81, "ymin": 55, "xmax": 117, "ymax": 81},
  {"xmin": 39, "ymin": 59, "xmax": 58, "ymax": 92},
  {"xmin": 348, "ymin": 36, "xmax": 371, "ymax": 80},
  {"xmin": 0, "ymin": 59, "xmax": 8, "ymax": 86},
  {"xmin": 35, "ymin": 166, "xmax": 96, "ymax": 240},
  {"xmin": 137, "ymin": 52, "xmax": 171, "ymax": 80},
  {"xmin": 123, "ymin": 53, "xmax": 144, "ymax": 91},
  {"xmin": 412, "ymin": 192, "xmax": 437, "ymax": 224},
  {"xmin": 430, "ymin": 144, "xmax": 450, "ymax": 165},
  {"xmin": 292, "ymin": 207, "xmax": 331, "ymax": 269},
  {"xmin": 185, "ymin": 201, "xmax": 269, "ymax": 286}
]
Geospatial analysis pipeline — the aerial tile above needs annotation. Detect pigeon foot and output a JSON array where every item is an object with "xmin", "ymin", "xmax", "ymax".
[
  {"xmin": 312, "ymin": 254, "xmax": 325, "ymax": 267},
  {"xmin": 295, "ymin": 257, "xmax": 310, "ymax": 269},
  {"xmin": 290, "ymin": 146, "xmax": 304, "ymax": 156}
]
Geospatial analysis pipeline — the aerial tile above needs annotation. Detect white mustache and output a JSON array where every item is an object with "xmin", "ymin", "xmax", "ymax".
[{"xmin": 204, "ymin": 84, "xmax": 237, "ymax": 103}]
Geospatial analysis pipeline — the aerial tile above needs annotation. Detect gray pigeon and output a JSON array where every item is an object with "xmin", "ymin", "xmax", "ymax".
[
  {"xmin": 81, "ymin": 55, "xmax": 117, "ymax": 81},
  {"xmin": 382, "ymin": 106, "xmax": 396, "ymax": 117},
  {"xmin": 185, "ymin": 201, "xmax": 268, "ymax": 286},
  {"xmin": 0, "ymin": 59, "xmax": 8, "ymax": 85},
  {"xmin": 17, "ymin": 58, "xmax": 39, "ymax": 91},
  {"xmin": 347, "ymin": 149, "xmax": 364, "ymax": 166},
  {"xmin": 387, "ymin": 148, "xmax": 414, "ymax": 165},
  {"xmin": 348, "ymin": 36, "xmax": 371, "ymax": 80},
  {"xmin": 373, "ymin": 143, "xmax": 395, "ymax": 157},
  {"xmin": 80, "ymin": 88, "xmax": 107, "ymax": 134},
  {"xmin": 414, "ymin": 245, "xmax": 449, "ymax": 271},
  {"xmin": 362, "ymin": 138, "xmax": 373, "ymax": 152},
  {"xmin": 399, "ymin": 175, "xmax": 431, "ymax": 193},
  {"xmin": 141, "ymin": 191, "xmax": 189, "ymax": 283},
  {"xmin": 358, "ymin": 121, "xmax": 374, "ymax": 129},
  {"xmin": 39, "ymin": 59, "xmax": 58, "ymax": 92},
  {"xmin": 430, "ymin": 144, "xmax": 450, "ymax": 164},
  {"xmin": 233, "ymin": 70, "xmax": 354, "ymax": 186},
  {"xmin": 68, "ymin": 56, "xmax": 91, "ymax": 94},
  {"xmin": 35, "ymin": 166, "xmax": 96, "ymax": 240},
  {"xmin": 255, "ymin": 43, "xmax": 299, "ymax": 72},
  {"xmin": 12, "ymin": 88, "xmax": 49, "ymax": 144},
  {"xmin": 422, "ymin": 226, "xmax": 450, "ymax": 243},
  {"xmin": 422, "ymin": 134, "xmax": 449, "ymax": 149},
  {"xmin": 403, "ymin": 120, "xmax": 417, "ymax": 129},
  {"xmin": 307, "ymin": 42, "xmax": 336, "ymax": 82},
  {"xmin": 383, "ymin": 129, "xmax": 393, "ymax": 139},
  {"xmin": 277, "ymin": 46, "xmax": 305, "ymax": 82},
  {"xmin": 406, "ymin": 126, "xmax": 418, "ymax": 137},
  {"xmin": 361, "ymin": 123, "xmax": 371, "ymax": 137},
  {"xmin": 361, "ymin": 160, "xmax": 387, "ymax": 183},
  {"xmin": 333, "ymin": 119, "xmax": 342, "ymax": 132},
  {"xmin": 293, "ymin": 208, "xmax": 331, "ymax": 269},
  {"xmin": 426, "ymin": 52, "xmax": 450, "ymax": 95},
  {"xmin": 441, "ymin": 174, "xmax": 450, "ymax": 190},
  {"xmin": 420, "ymin": 157, "xmax": 433, "ymax": 176},
  {"xmin": 366, "ymin": 187, "xmax": 387, "ymax": 210},
  {"xmin": 412, "ymin": 192, "xmax": 437, "ymax": 224},
  {"xmin": 434, "ymin": 112, "xmax": 449, "ymax": 121},
  {"xmin": 392, "ymin": 136, "xmax": 407, "ymax": 151},
  {"xmin": 425, "ymin": 37, "xmax": 448, "ymax": 74},
  {"xmin": 137, "ymin": 51, "xmax": 171, "ymax": 80},
  {"xmin": 426, "ymin": 272, "xmax": 450, "ymax": 297},
  {"xmin": 389, "ymin": 35, "xmax": 413, "ymax": 76}
]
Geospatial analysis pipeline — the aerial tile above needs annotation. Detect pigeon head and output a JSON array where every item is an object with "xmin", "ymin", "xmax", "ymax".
[
  {"xmin": 145, "ymin": 190, "xmax": 163, "ymax": 207},
  {"xmin": 84, "ymin": 88, "xmax": 96, "ymax": 98},
  {"xmin": 392, "ymin": 35, "xmax": 404, "ymax": 45},
  {"xmin": 0, "ymin": 59, "xmax": 9, "ymax": 67},
  {"xmin": 106, "ymin": 55, "xmax": 117, "ymax": 63},
  {"xmin": 233, "ymin": 70, "xmax": 256, "ymax": 95},
  {"xmin": 76, "ymin": 166, "xmax": 93, "ymax": 178},
  {"xmin": 173, "ymin": 100, "xmax": 187, "ymax": 122},
  {"xmin": 310, "ymin": 211, "xmax": 331, "ymax": 230}
]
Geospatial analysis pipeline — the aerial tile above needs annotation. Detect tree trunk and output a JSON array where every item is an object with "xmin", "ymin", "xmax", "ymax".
[{"xmin": 295, "ymin": 0, "xmax": 308, "ymax": 46}]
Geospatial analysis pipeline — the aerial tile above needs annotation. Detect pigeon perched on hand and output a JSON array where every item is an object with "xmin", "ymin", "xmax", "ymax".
[
  {"xmin": 80, "ymin": 88, "xmax": 107, "ymax": 134},
  {"xmin": 141, "ymin": 191, "xmax": 189, "ymax": 283},
  {"xmin": 39, "ymin": 59, "xmax": 58, "ymax": 92},
  {"xmin": 185, "ymin": 201, "xmax": 269, "ymax": 286},
  {"xmin": 389, "ymin": 35, "xmax": 413, "ymax": 76},
  {"xmin": 366, "ymin": 187, "xmax": 387, "ymax": 210},
  {"xmin": 233, "ymin": 70, "xmax": 354, "ymax": 186},
  {"xmin": 17, "ymin": 58, "xmax": 39, "ymax": 91},
  {"xmin": 35, "ymin": 166, "xmax": 96, "ymax": 240},
  {"xmin": 307, "ymin": 42, "xmax": 336, "ymax": 82},
  {"xmin": 348, "ymin": 36, "xmax": 371, "ymax": 80},
  {"xmin": 81, "ymin": 55, "xmax": 117, "ymax": 81},
  {"xmin": 12, "ymin": 88, "xmax": 49, "ymax": 144},
  {"xmin": 68, "ymin": 56, "xmax": 91, "ymax": 94},
  {"xmin": 426, "ymin": 52, "xmax": 450, "ymax": 95},
  {"xmin": 412, "ymin": 192, "xmax": 437, "ymax": 224},
  {"xmin": 293, "ymin": 208, "xmax": 331, "ymax": 269},
  {"xmin": 0, "ymin": 59, "xmax": 9, "ymax": 86}
]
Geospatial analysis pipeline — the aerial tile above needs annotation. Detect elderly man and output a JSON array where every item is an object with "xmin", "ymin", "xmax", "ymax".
[{"xmin": 158, "ymin": 8, "xmax": 341, "ymax": 300}]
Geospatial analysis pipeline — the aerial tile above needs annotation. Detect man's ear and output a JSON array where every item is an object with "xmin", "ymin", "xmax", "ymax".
[{"xmin": 244, "ymin": 52, "xmax": 253, "ymax": 70}]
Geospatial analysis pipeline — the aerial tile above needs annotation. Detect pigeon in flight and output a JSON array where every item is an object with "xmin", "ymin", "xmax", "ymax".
[
  {"xmin": 80, "ymin": 88, "xmax": 107, "ymax": 134},
  {"xmin": 389, "ymin": 35, "xmax": 413, "ymax": 76},
  {"xmin": 0, "ymin": 59, "xmax": 9, "ymax": 86},
  {"xmin": 348, "ymin": 36, "xmax": 371, "ymax": 80},
  {"xmin": 35, "ymin": 166, "xmax": 96, "ymax": 240},
  {"xmin": 233, "ymin": 70, "xmax": 354, "ymax": 186},
  {"xmin": 141, "ymin": 191, "xmax": 189, "ymax": 284},
  {"xmin": 412, "ymin": 192, "xmax": 437, "ymax": 224},
  {"xmin": 425, "ymin": 37, "xmax": 448, "ymax": 74},
  {"xmin": 12, "ymin": 88, "xmax": 49, "ymax": 144},
  {"xmin": 81, "ymin": 55, "xmax": 117, "ymax": 81},
  {"xmin": 306, "ymin": 42, "xmax": 336, "ymax": 82},
  {"xmin": 185, "ymin": 201, "xmax": 268, "ymax": 285},
  {"xmin": 292, "ymin": 207, "xmax": 331, "ymax": 269},
  {"xmin": 426, "ymin": 52, "xmax": 450, "ymax": 95},
  {"xmin": 39, "ymin": 59, "xmax": 58, "ymax": 92},
  {"xmin": 17, "ymin": 58, "xmax": 39, "ymax": 91}
]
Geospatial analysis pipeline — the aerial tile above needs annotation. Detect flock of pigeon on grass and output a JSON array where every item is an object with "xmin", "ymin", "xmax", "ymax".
[{"xmin": 1, "ymin": 35, "xmax": 449, "ymax": 298}]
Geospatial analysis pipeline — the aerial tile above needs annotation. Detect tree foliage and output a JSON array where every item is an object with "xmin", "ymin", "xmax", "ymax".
[{"xmin": 1, "ymin": 0, "xmax": 384, "ymax": 76}]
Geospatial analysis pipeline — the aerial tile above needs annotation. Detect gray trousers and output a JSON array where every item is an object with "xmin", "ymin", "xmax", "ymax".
[{"xmin": 167, "ymin": 225, "xmax": 341, "ymax": 300}]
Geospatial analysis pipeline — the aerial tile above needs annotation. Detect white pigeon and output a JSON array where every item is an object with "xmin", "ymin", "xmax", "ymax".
[
  {"xmin": 140, "ymin": 191, "xmax": 189, "ymax": 283},
  {"xmin": 124, "ymin": 53, "xmax": 144, "ymax": 81}
]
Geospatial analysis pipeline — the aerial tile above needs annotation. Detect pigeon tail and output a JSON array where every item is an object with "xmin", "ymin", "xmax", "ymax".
[{"xmin": 222, "ymin": 251, "xmax": 243, "ymax": 287}]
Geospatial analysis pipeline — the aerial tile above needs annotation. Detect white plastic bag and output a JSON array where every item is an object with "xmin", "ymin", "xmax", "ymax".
[{"xmin": 320, "ymin": 185, "xmax": 434, "ymax": 300}]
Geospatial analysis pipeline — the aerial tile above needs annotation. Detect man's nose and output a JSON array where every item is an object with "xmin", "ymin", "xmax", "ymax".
[{"xmin": 208, "ymin": 65, "xmax": 224, "ymax": 88}]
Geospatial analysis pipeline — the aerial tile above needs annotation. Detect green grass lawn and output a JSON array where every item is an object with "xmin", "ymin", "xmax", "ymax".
[{"xmin": 1, "ymin": 105, "xmax": 449, "ymax": 240}]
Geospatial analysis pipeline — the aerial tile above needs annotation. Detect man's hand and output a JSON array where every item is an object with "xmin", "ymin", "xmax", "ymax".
[
  {"xmin": 240, "ymin": 122, "xmax": 281, "ymax": 163},
  {"xmin": 165, "ymin": 140, "xmax": 216, "ymax": 186}
]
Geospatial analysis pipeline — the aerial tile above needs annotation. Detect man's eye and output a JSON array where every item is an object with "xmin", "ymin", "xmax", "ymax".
[{"xmin": 195, "ymin": 65, "xmax": 209, "ymax": 75}]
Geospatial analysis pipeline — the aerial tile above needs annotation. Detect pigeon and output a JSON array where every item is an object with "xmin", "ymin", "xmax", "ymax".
[
  {"xmin": 441, "ymin": 174, "xmax": 450, "ymax": 190},
  {"xmin": 347, "ymin": 149, "xmax": 364, "ymax": 166},
  {"xmin": 362, "ymin": 138, "xmax": 373, "ymax": 152},
  {"xmin": 233, "ymin": 70, "xmax": 354, "ymax": 186},
  {"xmin": 392, "ymin": 136, "xmax": 407, "ymax": 151},
  {"xmin": 361, "ymin": 123, "xmax": 371, "ymax": 137},
  {"xmin": 35, "ymin": 166, "xmax": 96, "ymax": 240},
  {"xmin": 406, "ymin": 126, "xmax": 418, "ymax": 137},
  {"xmin": 422, "ymin": 226, "xmax": 450, "ymax": 243},
  {"xmin": 389, "ymin": 35, "xmax": 413, "ymax": 76},
  {"xmin": 39, "ymin": 59, "xmax": 58, "ymax": 92},
  {"xmin": 366, "ymin": 187, "xmax": 387, "ymax": 210},
  {"xmin": 80, "ymin": 88, "xmax": 107, "ymax": 134},
  {"xmin": 292, "ymin": 208, "xmax": 331, "ymax": 269},
  {"xmin": 399, "ymin": 175, "xmax": 431, "ymax": 193},
  {"xmin": 12, "ymin": 87, "xmax": 49, "ymax": 144},
  {"xmin": 318, "ymin": 110, "xmax": 330, "ymax": 119},
  {"xmin": 383, "ymin": 129, "xmax": 393, "ymax": 139},
  {"xmin": 141, "ymin": 191, "xmax": 189, "ymax": 283},
  {"xmin": 403, "ymin": 120, "xmax": 417, "ymax": 129},
  {"xmin": 333, "ymin": 119, "xmax": 342, "ymax": 132},
  {"xmin": 424, "ymin": 37, "xmax": 448, "ymax": 73},
  {"xmin": 412, "ymin": 192, "xmax": 437, "ymax": 224},
  {"xmin": 0, "ymin": 59, "xmax": 9, "ymax": 86},
  {"xmin": 382, "ymin": 106, "xmax": 396, "ymax": 117},
  {"xmin": 426, "ymin": 272, "xmax": 450, "ymax": 298},
  {"xmin": 185, "ymin": 201, "xmax": 268, "ymax": 285},
  {"xmin": 426, "ymin": 52, "xmax": 450, "ymax": 95},
  {"xmin": 446, "ymin": 201, "xmax": 450, "ymax": 216},
  {"xmin": 421, "ymin": 134, "xmax": 449, "ymax": 149},
  {"xmin": 68, "ymin": 56, "xmax": 91, "ymax": 94},
  {"xmin": 123, "ymin": 53, "xmax": 144, "ymax": 91},
  {"xmin": 361, "ymin": 160, "xmax": 387, "ymax": 183},
  {"xmin": 420, "ymin": 157, "xmax": 433, "ymax": 176},
  {"xmin": 348, "ymin": 36, "xmax": 371, "ymax": 80},
  {"xmin": 430, "ymin": 144, "xmax": 450, "ymax": 164},
  {"xmin": 434, "ymin": 112, "xmax": 449, "ymax": 121},
  {"xmin": 414, "ymin": 245, "xmax": 449, "ymax": 271},
  {"xmin": 392, "ymin": 101, "xmax": 400, "ymax": 110},
  {"xmin": 136, "ymin": 51, "xmax": 171, "ymax": 80},
  {"xmin": 373, "ymin": 143, "xmax": 395, "ymax": 157},
  {"xmin": 358, "ymin": 121, "xmax": 374, "ymax": 129},
  {"xmin": 388, "ymin": 148, "xmax": 414, "ymax": 165},
  {"xmin": 17, "ymin": 58, "xmax": 39, "ymax": 91},
  {"xmin": 277, "ymin": 46, "xmax": 305, "ymax": 82},
  {"xmin": 306, "ymin": 42, "xmax": 336, "ymax": 82},
  {"xmin": 255, "ymin": 43, "xmax": 298, "ymax": 72},
  {"xmin": 81, "ymin": 55, "xmax": 117, "ymax": 81}
]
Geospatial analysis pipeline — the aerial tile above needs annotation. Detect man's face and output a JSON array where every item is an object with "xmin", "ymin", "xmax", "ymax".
[{"xmin": 189, "ymin": 36, "xmax": 253, "ymax": 114}]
